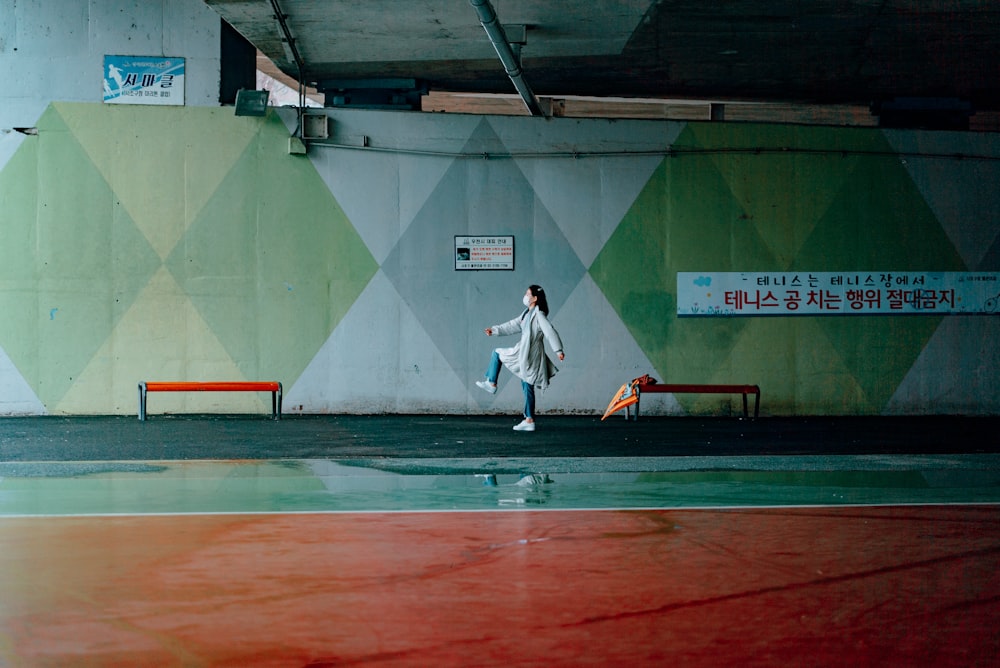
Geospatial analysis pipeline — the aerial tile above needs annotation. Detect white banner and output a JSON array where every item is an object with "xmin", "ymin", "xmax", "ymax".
[
  {"xmin": 103, "ymin": 56, "xmax": 185, "ymax": 105},
  {"xmin": 677, "ymin": 272, "xmax": 1000, "ymax": 316}
]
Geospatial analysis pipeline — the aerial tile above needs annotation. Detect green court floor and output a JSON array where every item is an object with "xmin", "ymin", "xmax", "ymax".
[{"xmin": 3, "ymin": 454, "xmax": 999, "ymax": 516}]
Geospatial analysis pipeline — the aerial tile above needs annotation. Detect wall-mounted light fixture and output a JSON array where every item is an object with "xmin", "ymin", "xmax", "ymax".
[{"xmin": 234, "ymin": 89, "xmax": 270, "ymax": 116}]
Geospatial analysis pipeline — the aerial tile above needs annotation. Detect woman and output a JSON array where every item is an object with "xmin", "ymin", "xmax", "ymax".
[{"xmin": 476, "ymin": 285, "xmax": 566, "ymax": 431}]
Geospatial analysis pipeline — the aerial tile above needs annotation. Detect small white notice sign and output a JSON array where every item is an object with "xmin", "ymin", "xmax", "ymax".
[{"xmin": 455, "ymin": 236, "xmax": 515, "ymax": 270}]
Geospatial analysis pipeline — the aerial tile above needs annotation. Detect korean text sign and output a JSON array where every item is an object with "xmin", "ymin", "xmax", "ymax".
[
  {"xmin": 455, "ymin": 236, "xmax": 515, "ymax": 270},
  {"xmin": 677, "ymin": 272, "xmax": 1000, "ymax": 316},
  {"xmin": 104, "ymin": 56, "xmax": 185, "ymax": 105}
]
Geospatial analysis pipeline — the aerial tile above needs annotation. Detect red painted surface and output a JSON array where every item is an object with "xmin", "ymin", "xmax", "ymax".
[
  {"xmin": 143, "ymin": 382, "xmax": 281, "ymax": 393},
  {"xmin": 1, "ymin": 507, "xmax": 998, "ymax": 666}
]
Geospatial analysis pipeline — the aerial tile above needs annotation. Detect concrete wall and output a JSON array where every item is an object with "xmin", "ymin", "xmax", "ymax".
[
  {"xmin": 292, "ymin": 111, "xmax": 1000, "ymax": 417},
  {"xmin": 0, "ymin": 0, "xmax": 220, "ymax": 124},
  {"xmin": 1, "ymin": 1, "xmax": 998, "ymax": 417}
]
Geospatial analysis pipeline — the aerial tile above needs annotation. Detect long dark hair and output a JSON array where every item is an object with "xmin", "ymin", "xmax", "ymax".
[{"xmin": 529, "ymin": 284, "xmax": 549, "ymax": 315}]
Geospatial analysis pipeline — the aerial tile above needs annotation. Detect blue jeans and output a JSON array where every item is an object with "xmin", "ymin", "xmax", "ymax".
[
  {"xmin": 521, "ymin": 380, "xmax": 535, "ymax": 420},
  {"xmin": 485, "ymin": 351, "xmax": 535, "ymax": 419}
]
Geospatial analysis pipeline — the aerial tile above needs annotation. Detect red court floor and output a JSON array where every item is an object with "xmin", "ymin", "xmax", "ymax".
[{"xmin": 2, "ymin": 505, "xmax": 999, "ymax": 666}]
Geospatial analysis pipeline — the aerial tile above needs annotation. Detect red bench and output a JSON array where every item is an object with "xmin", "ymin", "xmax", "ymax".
[
  {"xmin": 629, "ymin": 383, "xmax": 760, "ymax": 419},
  {"xmin": 138, "ymin": 381, "xmax": 282, "ymax": 421}
]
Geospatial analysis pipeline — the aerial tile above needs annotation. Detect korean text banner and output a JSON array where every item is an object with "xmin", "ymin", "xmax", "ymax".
[
  {"xmin": 677, "ymin": 272, "xmax": 1000, "ymax": 317},
  {"xmin": 103, "ymin": 56, "xmax": 184, "ymax": 105}
]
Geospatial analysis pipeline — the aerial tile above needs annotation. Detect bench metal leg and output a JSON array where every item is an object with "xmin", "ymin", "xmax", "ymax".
[
  {"xmin": 627, "ymin": 390, "xmax": 640, "ymax": 421},
  {"xmin": 138, "ymin": 382, "xmax": 147, "ymax": 421},
  {"xmin": 272, "ymin": 384, "xmax": 283, "ymax": 420}
]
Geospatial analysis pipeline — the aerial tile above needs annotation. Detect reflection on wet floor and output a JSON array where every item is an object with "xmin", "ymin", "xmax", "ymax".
[{"xmin": 2, "ymin": 455, "xmax": 1000, "ymax": 516}]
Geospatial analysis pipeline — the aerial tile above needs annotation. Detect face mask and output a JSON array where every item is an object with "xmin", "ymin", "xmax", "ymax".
[{"xmin": 523, "ymin": 294, "xmax": 531, "ymax": 307}]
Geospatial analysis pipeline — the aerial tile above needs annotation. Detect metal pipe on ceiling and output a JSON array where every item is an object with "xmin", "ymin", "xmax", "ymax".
[
  {"xmin": 468, "ymin": 0, "xmax": 545, "ymax": 117},
  {"xmin": 269, "ymin": 0, "xmax": 306, "ymax": 124},
  {"xmin": 269, "ymin": 0, "xmax": 304, "ymax": 74}
]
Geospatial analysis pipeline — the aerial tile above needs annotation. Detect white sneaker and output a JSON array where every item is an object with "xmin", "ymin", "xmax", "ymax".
[
  {"xmin": 513, "ymin": 419, "xmax": 535, "ymax": 432},
  {"xmin": 476, "ymin": 381, "xmax": 497, "ymax": 394},
  {"xmin": 516, "ymin": 473, "xmax": 552, "ymax": 486}
]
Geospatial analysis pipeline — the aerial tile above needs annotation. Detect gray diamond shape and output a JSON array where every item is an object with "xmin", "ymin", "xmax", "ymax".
[{"xmin": 382, "ymin": 119, "xmax": 585, "ymax": 400}]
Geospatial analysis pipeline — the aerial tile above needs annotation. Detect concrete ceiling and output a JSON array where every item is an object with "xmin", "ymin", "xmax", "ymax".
[{"xmin": 206, "ymin": 0, "xmax": 1000, "ymax": 121}]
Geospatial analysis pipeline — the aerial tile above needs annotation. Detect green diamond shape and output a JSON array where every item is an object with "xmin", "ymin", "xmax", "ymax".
[
  {"xmin": 791, "ymin": 130, "xmax": 966, "ymax": 411},
  {"xmin": 56, "ymin": 103, "xmax": 261, "ymax": 260},
  {"xmin": 793, "ymin": 135, "xmax": 966, "ymax": 272},
  {"xmin": 592, "ymin": 123, "xmax": 967, "ymax": 415},
  {"xmin": 166, "ymin": 114, "xmax": 377, "ymax": 384},
  {"xmin": 591, "ymin": 125, "xmax": 775, "ymax": 404},
  {"xmin": 0, "ymin": 105, "xmax": 161, "ymax": 408},
  {"xmin": 688, "ymin": 123, "xmax": 873, "ymax": 268}
]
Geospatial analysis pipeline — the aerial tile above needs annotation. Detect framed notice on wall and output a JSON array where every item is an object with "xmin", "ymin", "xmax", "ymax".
[
  {"xmin": 103, "ymin": 55, "xmax": 185, "ymax": 105},
  {"xmin": 455, "ymin": 236, "xmax": 515, "ymax": 270}
]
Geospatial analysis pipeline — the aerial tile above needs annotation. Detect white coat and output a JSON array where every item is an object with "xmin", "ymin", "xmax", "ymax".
[{"xmin": 490, "ymin": 307, "xmax": 564, "ymax": 389}]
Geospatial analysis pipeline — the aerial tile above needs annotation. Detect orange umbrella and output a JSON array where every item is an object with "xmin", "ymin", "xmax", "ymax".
[
  {"xmin": 600, "ymin": 374, "xmax": 657, "ymax": 420},
  {"xmin": 601, "ymin": 382, "xmax": 639, "ymax": 420}
]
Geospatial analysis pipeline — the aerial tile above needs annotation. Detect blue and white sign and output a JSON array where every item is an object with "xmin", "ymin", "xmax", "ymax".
[{"xmin": 103, "ymin": 56, "xmax": 185, "ymax": 105}]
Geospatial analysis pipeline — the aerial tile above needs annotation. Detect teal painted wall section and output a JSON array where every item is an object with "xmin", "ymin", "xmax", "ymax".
[{"xmin": 0, "ymin": 104, "xmax": 998, "ymax": 415}]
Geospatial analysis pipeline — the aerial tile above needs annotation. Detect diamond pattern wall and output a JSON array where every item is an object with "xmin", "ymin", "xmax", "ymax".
[
  {"xmin": 0, "ymin": 104, "xmax": 162, "ymax": 408},
  {"xmin": 0, "ymin": 103, "xmax": 376, "ymax": 413},
  {"xmin": 1, "ymin": 104, "xmax": 996, "ymax": 416},
  {"xmin": 380, "ymin": 119, "xmax": 586, "ymax": 400},
  {"xmin": 591, "ymin": 122, "xmax": 969, "ymax": 414}
]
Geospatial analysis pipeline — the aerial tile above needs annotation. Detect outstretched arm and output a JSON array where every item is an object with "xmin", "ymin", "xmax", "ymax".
[
  {"xmin": 537, "ymin": 312, "xmax": 565, "ymax": 360},
  {"xmin": 486, "ymin": 314, "xmax": 523, "ymax": 337}
]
